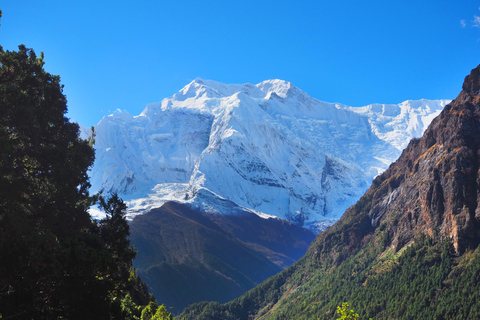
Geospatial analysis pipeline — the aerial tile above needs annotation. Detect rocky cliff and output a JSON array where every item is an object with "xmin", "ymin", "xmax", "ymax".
[{"xmin": 366, "ymin": 64, "xmax": 480, "ymax": 253}]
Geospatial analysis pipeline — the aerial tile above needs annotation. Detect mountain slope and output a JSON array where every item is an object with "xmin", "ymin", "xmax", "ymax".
[
  {"xmin": 179, "ymin": 66, "xmax": 480, "ymax": 319},
  {"xmin": 129, "ymin": 202, "xmax": 315, "ymax": 312},
  {"xmin": 89, "ymin": 79, "xmax": 448, "ymax": 229}
]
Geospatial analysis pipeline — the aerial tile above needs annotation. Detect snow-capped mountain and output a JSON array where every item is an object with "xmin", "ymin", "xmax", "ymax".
[{"xmin": 88, "ymin": 78, "xmax": 449, "ymax": 231}]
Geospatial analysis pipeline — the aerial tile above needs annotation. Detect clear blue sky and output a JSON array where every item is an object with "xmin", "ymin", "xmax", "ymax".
[{"xmin": 2, "ymin": 1, "xmax": 480, "ymax": 127}]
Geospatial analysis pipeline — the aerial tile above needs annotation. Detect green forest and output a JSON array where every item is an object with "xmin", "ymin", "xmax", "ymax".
[{"xmin": 180, "ymin": 229, "xmax": 480, "ymax": 320}]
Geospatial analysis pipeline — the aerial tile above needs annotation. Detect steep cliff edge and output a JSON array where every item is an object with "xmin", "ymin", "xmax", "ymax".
[{"xmin": 365, "ymin": 64, "xmax": 480, "ymax": 254}]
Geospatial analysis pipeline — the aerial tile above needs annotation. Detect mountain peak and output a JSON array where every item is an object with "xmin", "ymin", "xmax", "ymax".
[
  {"xmin": 175, "ymin": 78, "xmax": 219, "ymax": 100},
  {"xmin": 190, "ymin": 77, "xmax": 228, "ymax": 89},
  {"xmin": 175, "ymin": 78, "xmax": 247, "ymax": 101},
  {"xmin": 256, "ymin": 79, "xmax": 297, "ymax": 99},
  {"xmin": 462, "ymin": 64, "xmax": 480, "ymax": 96},
  {"xmin": 175, "ymin": 78, "xmax": 299, "ymax": 101},
  {"xmin": 192, "ymin": 77, "xmax": 205, "ymax": 84},
  {"xmin": 452, "ymin": 64, "xmax": 480, "ymax": 106},
  {"xmin": 90, "ymin": 78, "xmax": 448, "ymax": 230}
]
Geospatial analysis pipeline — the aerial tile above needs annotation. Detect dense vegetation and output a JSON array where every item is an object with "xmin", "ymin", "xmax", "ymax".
[
  {"xmin": 180, "ymin": 230, "xmax": 480, "ymax": 319},
  {"xmin": 0, "ymin": 11, "xmax": 172, "ymax": 318}
]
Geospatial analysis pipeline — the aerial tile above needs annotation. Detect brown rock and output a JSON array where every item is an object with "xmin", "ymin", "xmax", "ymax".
[
  {"xmin": 372, "ymin": 64, "xmax": 480, "ymax": 253},
  {"xmin": 311, "ymin": 64, "xmax": 480, "ymax": 258}
]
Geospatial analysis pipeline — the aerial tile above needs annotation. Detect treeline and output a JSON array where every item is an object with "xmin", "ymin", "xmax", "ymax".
[{"xmin": 0, "ymin": 10, "xmax": 173, "ymax": 319}]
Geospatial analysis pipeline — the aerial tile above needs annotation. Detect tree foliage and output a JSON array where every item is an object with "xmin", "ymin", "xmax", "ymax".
[
  {"xmin": 0, "ymin": 43, "xmax": 151, "ymax": 318},
  {"xmin": 335, "ymin": 303, "xmax": 371, "ymax": 320},
  {"xmin": 139, "ymin": 301, "xmax": 174, "ymax": 320},
  {"xmin": 98, "ymin": 194, "xmax": 137, "ymax": 295},
  {"xmin": 336, "ymin": 303, "xmax": 359, "ymax": 320}
]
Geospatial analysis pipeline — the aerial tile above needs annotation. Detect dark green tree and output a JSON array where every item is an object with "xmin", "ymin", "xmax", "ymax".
[
  {"xmin": 0, "ymin": 42, "xmax": 96, "ymax": 318},
  {"xmin": 0, "ymin": 43, "xmax": 137, "ymax": 319},
  {"xmin": 98, "ymin": 193, "xmax": 137, "ymax": 298}
]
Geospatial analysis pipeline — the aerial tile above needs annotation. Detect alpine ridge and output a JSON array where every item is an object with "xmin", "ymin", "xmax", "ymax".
[
  {"xmin": 179, "ymin": 65, "xmax": 480, "ymax": 319},
  {"xmin": 88, "ymin": 79, "xmax": 448, "ymax": 231}
]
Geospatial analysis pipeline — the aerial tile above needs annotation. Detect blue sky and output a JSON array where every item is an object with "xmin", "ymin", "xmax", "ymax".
[{"xmin": 2, "ymin": 1, "xmax": 480, "ymax": 127}]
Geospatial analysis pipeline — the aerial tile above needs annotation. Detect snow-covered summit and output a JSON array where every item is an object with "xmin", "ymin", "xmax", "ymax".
[
  {"xmin": 88, "ymin": 79, "xmax": 449, "ymax": 231},
  {"xmin": 169, "ymin": 78, "xmax": 302, "ymax": 104}
]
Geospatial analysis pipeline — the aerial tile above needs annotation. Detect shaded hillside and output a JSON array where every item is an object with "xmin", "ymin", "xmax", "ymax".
[
  {"xmin": 129, "ymin": 202, "xmax": 315, "ymax": 313},
  {"xmin": 179, "ymin": 65, "xmax": 480, "ymax": 320}
]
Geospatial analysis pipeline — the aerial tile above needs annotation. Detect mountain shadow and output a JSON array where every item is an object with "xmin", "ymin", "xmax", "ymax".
[
  {"xmin": 129, "ymin": 201, "xmax": 315, "ymax": 313},
  {"xmin": 179, "ymin": 65, "xmax": 480, "ymax": 319}
]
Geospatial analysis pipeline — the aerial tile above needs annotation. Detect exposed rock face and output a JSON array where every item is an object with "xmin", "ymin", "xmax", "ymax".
[{"xmin": 366, "ymin": 64, "xmax": 480, "ymax": 253}]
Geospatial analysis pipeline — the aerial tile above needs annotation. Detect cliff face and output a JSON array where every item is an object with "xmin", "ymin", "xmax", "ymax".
[
  {"xmin": 365, "ymin": 64, "xmax": 480, "ymax": 253},
  {"xmin": 303, "ymin": 64, "xmax": 480, "ymax": 266}
]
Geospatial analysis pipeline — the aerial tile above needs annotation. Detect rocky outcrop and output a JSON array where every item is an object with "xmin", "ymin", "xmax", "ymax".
[{"xmin": 365, "ymin": 64, "xmax": 480, "ymax": 253}]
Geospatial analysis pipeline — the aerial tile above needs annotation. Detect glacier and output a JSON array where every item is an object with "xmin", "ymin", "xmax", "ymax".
[{"xmin": 87, "ymin": 78, "xmax": 449, "ymax": 232}]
